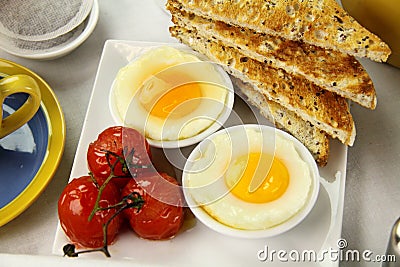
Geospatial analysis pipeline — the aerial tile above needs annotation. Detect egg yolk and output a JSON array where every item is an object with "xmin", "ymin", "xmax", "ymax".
[
  {"xmin": 150, "ymin": 83, "xmax": 202, "ymax": 119},
  {"xmin": 227, "ymin": 152, "xmax": 289, "ymax": 203}
]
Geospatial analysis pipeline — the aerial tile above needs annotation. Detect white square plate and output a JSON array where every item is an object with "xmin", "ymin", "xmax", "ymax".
[{"xmin": 53, "ymin": 40, "xmax": 347, "ymax": 267}]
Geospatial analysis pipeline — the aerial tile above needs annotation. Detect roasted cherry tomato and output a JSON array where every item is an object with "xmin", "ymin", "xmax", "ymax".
[
  {"xmin": 87, "ymin": 126, "xmax": 153, "ymax": 188},
  {"xmin": 122, "ymin": 172, "xmax": 184, "ymax": 240},
  {"xmin": 58, "ymin": 176, "xmax": 122, "ymax": 248}
]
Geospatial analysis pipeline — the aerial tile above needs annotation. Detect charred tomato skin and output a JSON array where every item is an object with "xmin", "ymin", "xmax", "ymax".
[
  {"xmin": 58, "ymin": 176, "xmax": 122, "ymax": 248},
  {"xmin": 122, "ymin": 172, "xmax": 184, "ymax": 240}
]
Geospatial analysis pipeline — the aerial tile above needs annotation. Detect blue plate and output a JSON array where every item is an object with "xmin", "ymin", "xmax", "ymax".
[
  {"xmin": 0, "ymin": 59, "xmax": 65, "ymax": 226},
  {"xmin": 0, "ymin": 93, "xmax": 48, "ymax": 207}
]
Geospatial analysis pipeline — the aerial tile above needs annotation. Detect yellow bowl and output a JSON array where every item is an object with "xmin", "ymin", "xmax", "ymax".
[{"xmin": 341, "ymin": 0, "xmax": 400, "ymax": 68}]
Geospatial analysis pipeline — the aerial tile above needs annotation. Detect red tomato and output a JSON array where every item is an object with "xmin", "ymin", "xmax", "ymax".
[
  {"xmin": 122, "ymin": 172, "xmax": 184, "ymax": 240},
  {"xmin": 58, "ymin": 176, "xmax": 122, "ymax": 248},
  {"xmin": 87, "ymin": 126, "xmax": 153, "ymax": 188}
]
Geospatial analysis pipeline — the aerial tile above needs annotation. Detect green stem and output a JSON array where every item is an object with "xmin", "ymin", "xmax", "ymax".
[
  {"xmin": 88, "ymin": 150, "xmax": 120, "ymax": 222},
  {"xmin": 88, "ymin": 172, "xmax": 115, "ymax": 222},
  {"xmin": 64, "ymin": 192, "xmax": 143, "ymax": 258},
  {"xmin": 88, "ymin": 148, "xmax": 150, "ymax": 221},
  {"xmin": 64, "ymin": 149, "xmax": 146, "ymax": 258}
]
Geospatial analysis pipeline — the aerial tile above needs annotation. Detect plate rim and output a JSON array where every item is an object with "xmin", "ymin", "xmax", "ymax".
[{"xmin": 0, "ymin": 59, "xmax": 66, "ymax": 227}]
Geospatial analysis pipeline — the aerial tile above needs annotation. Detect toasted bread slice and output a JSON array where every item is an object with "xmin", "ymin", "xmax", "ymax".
[
  {"xmin": 232, "ymin": 77, "xmax": 329, "ymax": 166},
  {"xmin": 167, "ymin": 0, "xmax": 391, "ymax": 62},
  {"xmin": 170, "ymin": 8, "xmax": 377, "ymax": 109},
  {"xmin": 170, "ymin": 25, "xmax": 356, "ymax": 146}
]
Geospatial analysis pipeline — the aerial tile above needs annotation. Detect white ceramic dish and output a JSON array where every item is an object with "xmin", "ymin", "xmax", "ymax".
[
  {"xmin": 108, "ymin": 47, "xmax": 235, "ymax": 149},
  {"xmin": 0, "ymin": 0, "xmax": 99, "ymax": 60},
  {"xmin": 182, "ymin": 124, "xmax": 320, "ymax": 239},
  {"xmin": 52, "ymin": 40, "xmax": 347, "ymax": 267}
]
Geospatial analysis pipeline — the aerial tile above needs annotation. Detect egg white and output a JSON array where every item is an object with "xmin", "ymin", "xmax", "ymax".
[
  {"xmin": 111, "ymin": 46, "xmax": 230, "ymax": 141},
  {"xmin": 186, "ymin": 128, "xmax": 313, "ymax": 230}
]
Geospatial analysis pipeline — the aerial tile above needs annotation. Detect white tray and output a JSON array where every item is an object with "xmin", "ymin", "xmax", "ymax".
[{"xmin": 52, "ymin": 40, "xmax": 347, "ymax": 267}]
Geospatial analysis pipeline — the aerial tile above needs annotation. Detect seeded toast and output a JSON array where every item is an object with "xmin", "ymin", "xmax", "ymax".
[
  {"xmin": 170, "ymin": 7, "xmax": 377, "ymax": 109},
  {"xmin": 170, "ymin": 25, "xmax": 356, "ymax": 146},
  {"xmin": 168, "ymin": 0, "xmax": 391, "ymax": 62},
  {"xmin": 233, "ymin": 77, "xmax": 330, "ymax": 166}
]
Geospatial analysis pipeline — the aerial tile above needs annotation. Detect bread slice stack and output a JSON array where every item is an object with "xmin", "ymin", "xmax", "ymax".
[{"xmin": 166, "ymin": 0, "xmax": 391, "ymax": 166}]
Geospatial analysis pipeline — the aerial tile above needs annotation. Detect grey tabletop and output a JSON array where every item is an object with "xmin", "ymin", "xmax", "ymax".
[{"xmin": 0, "ymin": 1, "xmax": 399, "ymax": 266}]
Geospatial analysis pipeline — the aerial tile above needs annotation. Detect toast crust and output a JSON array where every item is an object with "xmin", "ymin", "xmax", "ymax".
[
  {"xmin": 170, "ymin": 25, "xmax": 356, "ymax": 146},
  {"xmin": 170, "ymin": 7, "xmax": 376, "ymax": 109},
  {"xmin": 168, "ymin": 0, "xmax": 391, "ymax": 62},
  {"xmin": 233, "ymin": 77, "xmax": 329, "ymax": 166}
]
